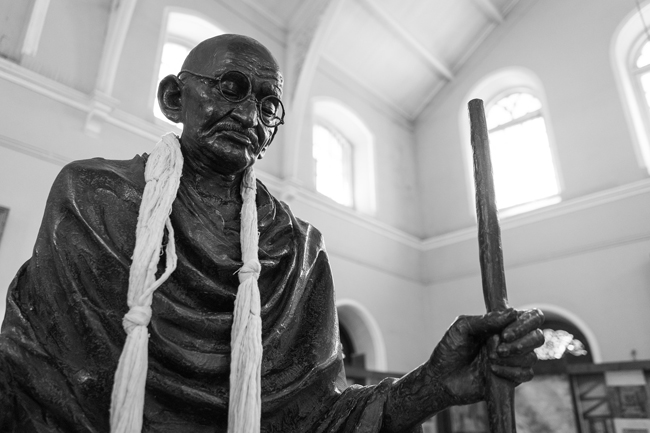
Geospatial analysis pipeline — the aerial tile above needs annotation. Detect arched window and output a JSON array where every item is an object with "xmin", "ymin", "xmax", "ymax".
[
  {"xmin": 462, "ymin": 68, "xmax": 561, "ymax": 217},
  {"xmin": 613, "ymin": 4, "xmax": 650, "ymax": 173},
  {"xmin": 312, "ymin": 99, "xmax": 375, "ymax": 214},
  {"xmin": 313, "ymin": 123, "xmax": 354, "ymax": 207},
  {"xmin": 633, "ymin": 40, "xmax": 650, "ymax": 102},
  {"xmin": 153, "ymin": 11, "xmax": 224, "ymax": 123},
  {"xmin": 628, "ymin": 39, "xmax": 650, "ymax": 148},
  {"xmin": 486, "ymin": 92, "xmax": 560, "ymax": 212}
]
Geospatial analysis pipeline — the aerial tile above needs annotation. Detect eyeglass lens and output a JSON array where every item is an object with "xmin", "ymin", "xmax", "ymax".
[{"xmin": 219, "ymin": 71, "xmax": 284, "ymax": 127}]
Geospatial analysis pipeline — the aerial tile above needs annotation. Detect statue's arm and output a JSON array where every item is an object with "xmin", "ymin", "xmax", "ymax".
[
  {"xmin": 380, "ymin": 360, "xmax": 451, "ymax": 432},
  {"xmin": 380, "ymin": 309, "xmax": 544, "ymax": 433},
  {"xmin": 0, "ymin": 354, "xmax": 15, "ymax": 431}
]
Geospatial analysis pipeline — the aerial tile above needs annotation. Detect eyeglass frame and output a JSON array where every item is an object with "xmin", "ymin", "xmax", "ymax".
[{"xmin": 177, "ymin": 69, "xmax": 285, "ymax": 128}]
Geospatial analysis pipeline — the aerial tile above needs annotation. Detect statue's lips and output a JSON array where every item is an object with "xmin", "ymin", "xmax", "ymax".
[{"xmin": 217, "ymin": 129, "xmax": 253, "ymax": 146}]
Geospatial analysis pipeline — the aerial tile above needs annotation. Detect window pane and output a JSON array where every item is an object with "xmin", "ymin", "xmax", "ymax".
[
  {"xmin": 637, "ymin": 41, "xmax": 650, "ymax": 68},
  {"xmin": 313, "ymin": 125, "xmax": 353, "ymax": 206},
  {"xmin": 639, "ymin": 72, "xmax": 650, "ymax": 109},
  {"xmin": 153, "ymin": 43, "xmax": 190, "ymax": 123},
  {"xmin": 489, "ymin": 117, "xmax": 559, "ymax": 209},
  {"xmin": 487, "ymin": 93, "xmax": 542, "ymax": 129}
]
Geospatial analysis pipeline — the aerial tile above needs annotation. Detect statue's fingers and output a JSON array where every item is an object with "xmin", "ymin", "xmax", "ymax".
[
  {"xmin": 497, "ymin": 329, "xmax": 545, "ymax": 357},
  {"xmin": 501, "ymin": 308, "xmax": 544, "ymax": 343},
  {"xmin": 489, "ymin": 364, "xmax": 534, "ymax": 385},
  {"xmin": 490, "ymin": 351, "xmax": 537, "ymax": 369},
  {"xmin": 464, "ymin": 309, "xmax": 518, "ymax": 337}
]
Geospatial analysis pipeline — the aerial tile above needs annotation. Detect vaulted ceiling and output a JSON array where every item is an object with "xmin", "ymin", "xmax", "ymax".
[{"xmin": 240, "ymin": 0, "xmax": 521, "ymax": 122}]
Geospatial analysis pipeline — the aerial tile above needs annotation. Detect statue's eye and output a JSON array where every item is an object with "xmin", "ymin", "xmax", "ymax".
[
  {"xmin": 261, "ymin": 98, "xmax": 278, "ymax": 117},
  {"xmin": 259, "ymin": 96, "xmax": 284, "ymax": 126},
  {"xmin": 219, "ymin": 71, "xmax": 250, "ymax": 101}
]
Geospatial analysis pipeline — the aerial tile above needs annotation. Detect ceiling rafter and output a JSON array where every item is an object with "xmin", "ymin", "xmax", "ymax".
[
  {"xmin": 469, "ymin": 0, "xmax": 504, "ymax": 24},
  {"xmin": 355, "ymin": 0, "xmax": 454, "ymax": 81}
]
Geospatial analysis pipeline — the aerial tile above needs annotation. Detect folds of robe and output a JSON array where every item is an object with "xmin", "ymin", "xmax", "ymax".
[{"xmin": 0, "ymin": 156, "xmax": 423, "ymax": 433}]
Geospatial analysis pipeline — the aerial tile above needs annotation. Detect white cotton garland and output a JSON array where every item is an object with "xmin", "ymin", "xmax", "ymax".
[
  {"xmin": 110, "ymin": 133, "xmax": 183, "ymax": 433},
  {"xmin": 227, "ymin": 166, "xmax": 263, "ymax": 433},
  {"xmin": 109, "ymin": 133, "xmax": 263, "ymax": 432}
]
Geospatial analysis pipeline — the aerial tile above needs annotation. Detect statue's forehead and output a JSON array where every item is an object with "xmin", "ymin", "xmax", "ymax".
[{"xmin": 185, "ymin": 43, "xmax": 283, "ymax": 91}]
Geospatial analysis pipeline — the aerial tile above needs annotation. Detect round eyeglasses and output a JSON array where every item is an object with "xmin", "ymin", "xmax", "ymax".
[{"xmin": 178, "ymin": 70, "xmax": 285, "ymax": 127}]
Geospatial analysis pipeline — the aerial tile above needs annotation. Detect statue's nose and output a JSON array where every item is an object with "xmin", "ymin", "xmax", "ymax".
[{"xmin": 231, "ymin": 99, "xmax": 258, "ymax": 128}]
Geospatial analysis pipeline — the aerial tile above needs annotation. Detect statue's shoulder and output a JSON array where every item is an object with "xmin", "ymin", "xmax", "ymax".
[
  {"xmin": 59, "ymin": 155, "xmax": 147, "ymax": 189},
  {"xmin": 257, "ymin": 181, "xmax": 326, "ymax": 250},
  {"xmin": 49, "ymin": 155, "xmax": 147, "ymax": 211}
]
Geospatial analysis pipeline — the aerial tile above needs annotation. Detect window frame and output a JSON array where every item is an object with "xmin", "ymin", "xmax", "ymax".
[
  {"xmin": 461, "ymin": 68, "xmax": 563, "ymax": 218},
  {"xmin": 311, "ymin": 98, "xmax": 376, "ymax": 215},
  {"xmin": 150, "ymin": 8, "xmax": 225, "ymax": 126},
  {"xmin": 312, "ymin": 121, "xmax": 355, "ymax": 208},
  {"xmin": 612, "ymin": 4, "xmax": 650, "ymax": 174},
  {"xmin": 484, "ymin": 90, "xmax": 561, "ymax": 215},
  {"xmin": 630, "ymin": 36, "xmax": 650, "ymax": 156}
]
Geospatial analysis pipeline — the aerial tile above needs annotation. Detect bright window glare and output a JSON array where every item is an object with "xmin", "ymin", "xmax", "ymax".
[
  {"xmin": 487, "ymin": 93, "xmax": 541, "ymax": 129},
  {"xmin": 153, "ymin": 43, "xmax": 190, "ymax": 124},
  {"xmin": 640, "ymin": 73, "xmax": 650, "ymax": 108},
  {"xmin": 313, "ymin": 124, "xmax": 353, "ymax": 206},
  {"xmin": 153, "ymin": 13, "xmax": 224, "ymax": 124},
  {"xmin": 637, "ymin": 41, "xmax": 650, "ymax": 68},
  {"xmin": 487, "ymin": 93, "xmax": 559, "ymax": 211},
  {"xmin": 490, "ymin": 118, "xmax": 559, "ymax": 209}
]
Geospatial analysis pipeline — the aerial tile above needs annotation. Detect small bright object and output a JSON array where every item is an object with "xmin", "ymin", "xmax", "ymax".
[{"xmin": 534, "ymin": 329, "xmax": 587, "ymax": 360}]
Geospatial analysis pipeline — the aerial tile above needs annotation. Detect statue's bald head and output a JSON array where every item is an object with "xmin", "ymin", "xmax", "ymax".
[{"xmin": 181, "ymin": 34, "xmax": 283, "ymax": 95}]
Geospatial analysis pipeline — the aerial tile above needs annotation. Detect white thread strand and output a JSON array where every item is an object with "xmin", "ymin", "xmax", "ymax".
[
  {"xmin": 110, "ymin": 133, "xmax": 183, "ymax": 433},
  {"xmin": 228, "ymin": 166, "xmax": 262, "ymax": 433}
]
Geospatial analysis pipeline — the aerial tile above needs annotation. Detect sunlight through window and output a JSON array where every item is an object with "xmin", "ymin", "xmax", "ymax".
[
  {"xmin": 153, "ymin": 11, "xmax": 224, "ymax": 124},
  {"xmin": 487, "ymin": 93, "xmax": 560, "ymax": 211},
  {"xmin": 635, "ymin": 41, "xmax": 650, "ymax": 114},
  {"xmin": 313, "ymin": 124, "xmax": 354, "ymax": 207},
  {"xmin": 153, "ymin": 43, "xmax": 191, "ymax": 124}
]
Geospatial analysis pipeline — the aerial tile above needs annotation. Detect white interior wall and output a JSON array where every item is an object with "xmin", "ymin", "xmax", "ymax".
[
  {"xmin": 417, "ymin": 0, "xmax": 650, "ymax": 363},
  {"xmin": 296, "ymin": 63, "xmax": 423, "ymax": 237}
]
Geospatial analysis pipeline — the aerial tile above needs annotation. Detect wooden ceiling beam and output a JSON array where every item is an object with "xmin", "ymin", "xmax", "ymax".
[
  {"xmin": 469, "ymin": 0, "xmax": 505, "ymax": 24},
  {"xmin": 355, "ymin": 0, "xmax": 454, "ymax": 81}
]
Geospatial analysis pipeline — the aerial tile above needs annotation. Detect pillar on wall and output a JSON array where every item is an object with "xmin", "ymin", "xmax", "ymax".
[
  {"xmin": 282, "ymin": 0, "xmax": 345, "ymax": 185},
  {"xmin": 84, "ymin": 0, "xmax": 138, "ymax": 137}
]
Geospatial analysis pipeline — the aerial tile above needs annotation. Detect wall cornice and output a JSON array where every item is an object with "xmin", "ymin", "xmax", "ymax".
[{"xmin": 422, "ymin": 178, "xmax": 650, "ymax": 251}]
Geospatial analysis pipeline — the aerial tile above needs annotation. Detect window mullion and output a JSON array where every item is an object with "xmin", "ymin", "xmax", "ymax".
[{"xmin": 488, "ymin": 109, "xmax": 542, "ymax": 134}]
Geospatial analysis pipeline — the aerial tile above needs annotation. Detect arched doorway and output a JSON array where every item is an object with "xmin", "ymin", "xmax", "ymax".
[{"xmin": 336, "ymin": 299, "xmax": 388, "ymax": 385}]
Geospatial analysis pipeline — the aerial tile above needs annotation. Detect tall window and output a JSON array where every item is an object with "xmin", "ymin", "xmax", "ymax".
[
  {"xmin": 313, "ymin": 123, "xmax": 354, "ymax": 207},
  {"xmin": 613, "ymin": 5, "xmax": 650, "ymax": 173},
  {"xmin": 633, "ymin": 40, "xmax": 650, "ymax": 102},
  {"xmin": 486, "ymin": 92, "xmax": 560, "ymax": 212},
  {"xmin": 153, "ymin": 11, "xmax": 224, "ymax": 123},
  {"xmin": 631, "ymin": 39, "xmax": 650, "ymax": 157},
  {"xmin": 312, "ymin": 99, "xmax": 375, "ymax": 214}
]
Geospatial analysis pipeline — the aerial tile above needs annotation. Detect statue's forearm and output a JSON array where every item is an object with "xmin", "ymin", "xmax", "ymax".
[{"xmin": 381, "ymin": 362, "xmax": 453, "ymax": 433}]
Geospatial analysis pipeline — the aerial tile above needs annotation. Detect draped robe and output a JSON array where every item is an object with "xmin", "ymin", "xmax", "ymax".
[{"xmin": 0, "ymin": 155, "xmax": 422, "ymax": 432}]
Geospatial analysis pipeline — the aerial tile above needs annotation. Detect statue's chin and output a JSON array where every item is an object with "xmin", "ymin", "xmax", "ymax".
[{"xmin": 182, "ymin": 135, "xmax": 256, "ymax": 177}]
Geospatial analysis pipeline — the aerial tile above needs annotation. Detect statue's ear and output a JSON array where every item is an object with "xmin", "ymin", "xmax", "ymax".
[{"xmin": 157, "ymin": 75, "xmax": 183, "ymax": 123}]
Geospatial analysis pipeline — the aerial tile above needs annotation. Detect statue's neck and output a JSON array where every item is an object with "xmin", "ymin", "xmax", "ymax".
[
  {"xmin": 182, "ymin": 160, "xmax": 243, "ymax": 203},
  {"xmin": 176, "ymin": 137, "xmax": 245, "ymax": 203}
]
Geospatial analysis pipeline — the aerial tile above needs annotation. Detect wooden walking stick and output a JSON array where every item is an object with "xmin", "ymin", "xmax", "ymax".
[{"xmin": 468, "ymin": 99, "xmax": 516, "ymax": 433}]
